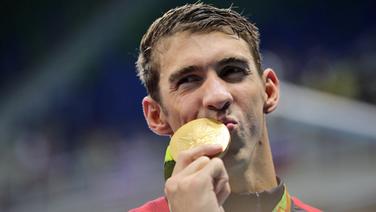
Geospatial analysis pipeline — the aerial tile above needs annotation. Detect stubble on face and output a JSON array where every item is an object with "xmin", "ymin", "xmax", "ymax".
[
  {"xmin": 223, "ymin": 111, "xmax": 262, "ymax": 165},
  {"xmin": 221, "ymin": 79, "xmax": 267, "ymax": 186}
]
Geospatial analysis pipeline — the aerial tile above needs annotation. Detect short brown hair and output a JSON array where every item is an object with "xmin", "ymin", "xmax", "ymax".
[{"xmin": 136, "ymin": 3, "xmax": 261, "ymax": 103}]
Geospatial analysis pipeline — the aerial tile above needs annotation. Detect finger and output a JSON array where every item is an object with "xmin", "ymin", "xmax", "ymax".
[
  {"xmin": 214, "ymin": 175, "xmax": 229, "ymax": 194},
  {"xmin": 216, "ymin": 181, "xmax": 231, "ymax": 206},
  {"xmin": 197, "ymin": 158, "xmax": 229, "ymax": 205},
  {"xmin": 199, "ymin": 157, "xmax": 227, "ymax": 180},
  {"xmin": 174, "ymin": 156, "xmax": 210, "ymax": 177},
  {"xmin": 173, "ymin": 144, "xmax": 223, "ymax": 175},
  {"xmin": 199, "ymin": 157, "xmax": 228, "ymax": 191},
  {"xmin": 211, "ymin": 158, "xmax": 230, "ymax": 206}
]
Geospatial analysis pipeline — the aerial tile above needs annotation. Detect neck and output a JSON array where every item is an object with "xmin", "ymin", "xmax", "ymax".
[
  {"xmin": 223, "ymin": 179, "xmax": 284, "ymax": 212},
  {"xmin": 223, "ymin": 123, "xmax": 279, "ymax": 211},
  {"xmin": 228, "ymin": 118, "xmax": 277, "ymax": 193}
]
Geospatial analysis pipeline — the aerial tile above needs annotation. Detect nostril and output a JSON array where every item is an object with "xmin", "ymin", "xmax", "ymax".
[
  {"xmin": 208, "ymin": 101, "xmax": 231, "ymax": 112},
  {"xmin": 221, "ymin": 101, "xmax": 231, "ymax": 111}
]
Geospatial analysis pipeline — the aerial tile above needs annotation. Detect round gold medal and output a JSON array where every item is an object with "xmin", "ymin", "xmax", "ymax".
[{"xmin": 169, "ymin": 118, "xmax": 230, "ymax": 160}]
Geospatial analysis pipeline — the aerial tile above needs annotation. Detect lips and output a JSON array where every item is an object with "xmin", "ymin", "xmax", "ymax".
[
  {"xmin": 225, "ymin": 122, "xmax": 236, "ymax": 131},
  {"xmin": 220, "ymin": 118, "xmax": 238, "ymax": 131}
]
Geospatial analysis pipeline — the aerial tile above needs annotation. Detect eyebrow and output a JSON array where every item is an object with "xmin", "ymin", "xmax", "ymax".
[
  {"xmin": 168, "ymin": 65, "xmax": 199, "ymax": 84},
  {"xmin": 168, "ymin": 56, "xmax": 251, "ymax": 84},
  {"xmin": 217, "ymin": 57, "xmax": 250, "ymax": 72}
]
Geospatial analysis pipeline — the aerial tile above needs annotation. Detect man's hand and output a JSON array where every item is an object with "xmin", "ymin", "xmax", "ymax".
[{"xmin": 164, "ymin": 144, "xmax": 231, "ymax": 212}]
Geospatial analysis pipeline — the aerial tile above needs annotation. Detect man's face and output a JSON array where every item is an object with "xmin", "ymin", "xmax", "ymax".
[{"xmin": 150, "ymin": 31, "xmax": 275, "ymax": 173}]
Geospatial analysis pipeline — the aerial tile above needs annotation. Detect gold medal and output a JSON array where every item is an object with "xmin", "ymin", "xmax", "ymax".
[
  {"xmin": 164, "ymin": 118, "xmax": 230, "ymax": 180},
  {"xmin": 169, "ymin": 118, "xmax": 230, "ymax": 160}
]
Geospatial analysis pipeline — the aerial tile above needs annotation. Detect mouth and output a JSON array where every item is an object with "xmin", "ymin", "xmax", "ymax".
[{"xmin": 220, "ymin": 118, "xmax": 238, "ymax": 132}]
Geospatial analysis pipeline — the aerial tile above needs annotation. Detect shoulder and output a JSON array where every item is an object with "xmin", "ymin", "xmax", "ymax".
[
  {"xmin": 128, "ymin": 196, "xmax": 169, "ymax": 212},
  {"xmin": 291, "ymin": 196, "xmax": 322, "ymax": 212}
]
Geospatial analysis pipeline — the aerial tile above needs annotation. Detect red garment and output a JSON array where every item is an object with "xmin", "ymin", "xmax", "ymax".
[
  {"xmin": 129, "ymin": 197, "xmax": 168, "ymax": 212},
  {"xmin": 129, "ymin": 196, "xmax": 321, "ymax": 212},
  {"xmin": 292, "ymin": 197, "xmax": 321, "ymax": 212}
]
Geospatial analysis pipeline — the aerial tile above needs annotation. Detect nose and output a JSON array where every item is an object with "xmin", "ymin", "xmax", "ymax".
[{"xmin": 202, "ymin": 73, "xmax": 233, "ymax": 112}]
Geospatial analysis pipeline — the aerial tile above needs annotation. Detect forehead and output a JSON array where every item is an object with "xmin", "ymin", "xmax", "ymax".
[{"xmin": 154, "ymin": 31, "xmax": 255, "ymax": 77}]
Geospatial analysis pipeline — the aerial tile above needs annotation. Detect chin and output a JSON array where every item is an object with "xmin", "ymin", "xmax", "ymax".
[{"xmin": 223, "ymin": 155, "xmax": 247, "ymax": 177}]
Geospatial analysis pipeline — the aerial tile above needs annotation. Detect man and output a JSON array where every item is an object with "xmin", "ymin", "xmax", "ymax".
[{"xmin": 130, "ymin": 3, "xmax": 320, "ymax": 212}]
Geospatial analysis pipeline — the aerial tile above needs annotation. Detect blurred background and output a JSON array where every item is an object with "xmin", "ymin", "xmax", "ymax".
[{"xmin": 1, "ymin": 0, "xmax": 375, "ymax": 211}]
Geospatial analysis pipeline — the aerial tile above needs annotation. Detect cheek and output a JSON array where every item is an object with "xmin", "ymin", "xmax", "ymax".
[
  {"xmin": 235, "ymin": 85, "xmax": 264, "ymax": 111},
  {"xmin": 234, "ymin": 86, "xmax": 265, "ymax": 134},
  {"xmin": 166, "ymin": 96, "xmax": 200, "ymax": 131}
]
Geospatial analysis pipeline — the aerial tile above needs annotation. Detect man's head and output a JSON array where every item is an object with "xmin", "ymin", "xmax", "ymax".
[
  {"xmin": 136, "ymin": 3, "xmax": 262, "ymax": 103},
  {"xmin": 137, "ymin": 3, "xmax": 280, "ymax": 192}
]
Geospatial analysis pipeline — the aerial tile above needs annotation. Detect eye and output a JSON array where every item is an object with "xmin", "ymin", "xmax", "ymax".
[
  {"xmin": 176, "ymin": 75, "xmax": 202, "ymax": 88},
  {"xmin": 220, "ymin": 66, "xmax": 249, "ymax": 82}
]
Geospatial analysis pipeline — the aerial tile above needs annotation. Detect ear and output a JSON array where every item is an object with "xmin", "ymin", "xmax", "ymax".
[
  {"xmin": 142, "ymin": 96, "xmax": 173, "ymax": 136},
  {"xmin": 262, "ymin": 68, "xmax": 280, "ymax": 114}
]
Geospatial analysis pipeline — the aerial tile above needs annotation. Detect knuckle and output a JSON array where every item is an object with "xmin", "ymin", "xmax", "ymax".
[
  {"xmin": 164, "ymin": 178, "xmax": 178, "ymax": 194},
  {"xmin": 176, "ymin": 151, "xmax": 190, "ymax": 163},
  {"xmin": 211, "ymin": 157, "xmax": 224, "ymax": 166},
  {"xmin": 198, "ymin": 155, "xmax": 210, "ymax": 163}
]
